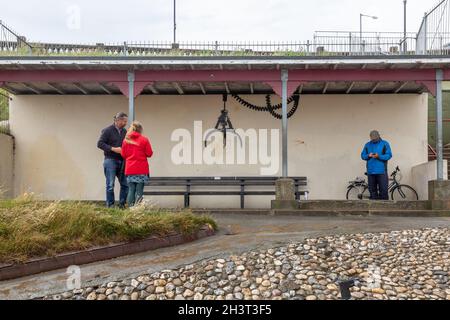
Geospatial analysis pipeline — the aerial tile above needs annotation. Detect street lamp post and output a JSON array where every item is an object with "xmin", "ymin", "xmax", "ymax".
[
  {"xmin": 403, "ymin": 0, "xmax": 407, "ymax": 53},
  {"xmin": 173, "ymin": 0, "xmax": 177, "ymax": 47},
  {"xmin": 360, "ymin": 13, "xmax": 378, "ymax": 53}
]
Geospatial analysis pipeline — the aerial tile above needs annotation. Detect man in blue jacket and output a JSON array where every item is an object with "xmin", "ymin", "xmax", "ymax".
[{"xmin": 361, "ymin": 130, "xmax": 392, "ymax": 200}]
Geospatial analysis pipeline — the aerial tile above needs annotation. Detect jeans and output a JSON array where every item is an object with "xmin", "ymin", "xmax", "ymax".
[
  {"xmin": 127, "ymin": 182, "xmax": 145, "ymax": 207},
  {"xmin": 368, "ymin": 173, "xmax": 389, "ymax": 200},
  {"xmin": 103, "ymin": 158, "xmax": 129, "ymax": 207}
]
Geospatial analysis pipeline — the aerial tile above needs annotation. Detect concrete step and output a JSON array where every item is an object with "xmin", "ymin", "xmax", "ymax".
[
  {"xmin": 192, "ymin": 208, "xmax": 450, "ymax": 217},
  {"xmin": 297, "ymin": 200, "xmax": 430, "ymax": 211}
]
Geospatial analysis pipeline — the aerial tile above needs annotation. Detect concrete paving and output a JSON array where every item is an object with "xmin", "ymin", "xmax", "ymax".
[{"xmin": 0, "ymin": 214, "xmax": 449, "ymax": 300}]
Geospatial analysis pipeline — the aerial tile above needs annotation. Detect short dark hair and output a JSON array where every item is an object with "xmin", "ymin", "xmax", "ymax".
[{"xmin": 114, "ymin": 112, "xmax": 128, "ymax": 120}]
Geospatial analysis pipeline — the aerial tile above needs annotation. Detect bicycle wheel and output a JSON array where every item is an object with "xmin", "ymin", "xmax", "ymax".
[
  {"xmin": 346, "ymin": 185, "xmax": 369, "ymax": 200},
  {"xmin": 390, "ymin": 185, "xmax": 419, "ymax": 201}
]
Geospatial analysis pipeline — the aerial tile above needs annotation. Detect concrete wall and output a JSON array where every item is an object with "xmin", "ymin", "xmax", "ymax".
[
  {"xmin": 411, "ymin": 160, "xmax": 448, "ymax": 200},
  {"xmin": 10, "ymin": 94, "xmax": 428, "ymax": 207},
  {"xmin": 0, "ymin": 133, "xmax": 14, "ymax": 198}
]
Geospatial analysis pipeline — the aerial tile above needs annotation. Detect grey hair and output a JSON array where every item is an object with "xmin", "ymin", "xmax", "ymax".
[
  {"xmin": 370, "ymin": 130, "xmax": 381, "ymax": 139},
  {"xmin": 114, "ymin": 112, "xmax": 128, "ymax": 120}
]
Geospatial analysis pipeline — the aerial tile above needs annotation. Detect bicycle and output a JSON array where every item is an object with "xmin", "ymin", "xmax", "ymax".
[{"xmin": 346, "ymin": 166, "xmax": 419, "ymax": 201}]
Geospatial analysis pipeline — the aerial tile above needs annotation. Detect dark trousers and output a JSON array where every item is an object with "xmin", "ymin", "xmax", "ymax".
[
  {"xmin": 103, "ymin": 158, "xmax": 129, "ymax": 207},
  {"xmin": 368, "ymin": 173, "xmax": 389, "ymax": 200}
]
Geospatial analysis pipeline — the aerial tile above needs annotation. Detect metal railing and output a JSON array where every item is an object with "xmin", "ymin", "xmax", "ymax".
[
  {"xmin": 1, "ymin": 37, "xmax": 448, "ymax": 57},
  {"xmin": 0, "ymin": 20, "xmax": 33, "ymax": 55},
  {"xmin": 313, "ymin": 31, "xmax": 419, "ymax": 55},
  {"xmin": 417, "ymin": 0, "xmax": 450, "ymax": 54},
  {"xmin": 1, "ymin": 18, "xmax": 450, "ymax": 57},
  {"xmin": 0, "ymin": 34, "xmax": 448, "ymax": 57}
]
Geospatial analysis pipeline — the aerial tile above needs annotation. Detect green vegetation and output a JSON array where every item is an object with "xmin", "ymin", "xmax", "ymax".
[
  {"xmin": 0, "ymin": 195, "xmax": 216, "ymax": 264},
  {"xmin": 428, "ymin": 92, "xmax": 450, "ymax": 147},
  {"xmin": 0, "ymin": 89, "xmax": 8, "ymax": 122}
]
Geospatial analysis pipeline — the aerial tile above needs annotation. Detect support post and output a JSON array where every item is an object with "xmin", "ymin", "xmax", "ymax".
[
  {"xmin": 281, "ymin": 69, "xmax": 288, "ymax": 178},
  {"xmin": 128, "ymin": 70, "xmax": 135, "ymax": 124},
  {"xmin": 436, "ymin": 69, "xmax": 444, "ymax": 181},
  {"xmin": 272, "ymin": 69, "xmax": 298, "ymax": 210}
]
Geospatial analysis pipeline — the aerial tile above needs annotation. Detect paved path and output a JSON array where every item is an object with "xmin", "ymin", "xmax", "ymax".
[{"xmin": 1, "ymin": 214, "xmax": 449, "ymax": 300}]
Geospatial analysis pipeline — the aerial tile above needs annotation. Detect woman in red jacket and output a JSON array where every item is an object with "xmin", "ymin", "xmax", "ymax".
[{"xmin": 121, "ymin": 121, "xmax": 153, "ymax": 207}]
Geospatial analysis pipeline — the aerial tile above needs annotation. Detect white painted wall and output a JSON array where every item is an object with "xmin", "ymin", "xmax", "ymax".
[
  {"xmin": 10, "ymin": 94, "xmax": 428, "ymax": 208},
  {"xmin": 411, "ymin": 160, "xmax": 448, "ymax": 200}
]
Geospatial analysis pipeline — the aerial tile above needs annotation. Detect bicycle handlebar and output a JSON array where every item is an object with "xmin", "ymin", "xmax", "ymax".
[{"xmin": 391, "ymin": 166, "xmax": 400, "ymax": 177}]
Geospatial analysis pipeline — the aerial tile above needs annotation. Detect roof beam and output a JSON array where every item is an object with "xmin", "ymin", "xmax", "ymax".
[
  {"xmin": 0, "ymin": 70, "xmax": 127, "ymax": 82},
  {"xmin": 23, "ymin": 83, "xmax": 42, "ymax": 94},
  {"xmin": 198, "ymin": 83, "xmax": 206, "ymax": 95},
  {"xmin": 99, "ymin": 83, "xmax": 113, "ymax": 95},
  {"xmin": 172, "ymin": 82, "xmax": 184, "ymax": 94},
  {"xmin": 148, "ymin": 84, "xmax": 159, "ymax": 94},
  {"xmin": 0, "ymin": 69, "xmax": 446, "ymax": 84},
  {"xmin": 370, "ymin": 82, "xmax": 380, "ymax": 94},
  {"xmin": 2, "ymin": 84, "xmax": 19, "ymax": 95},
  {"xmin": 288, "ymin": 69, "xmax": 439, "ymax": 82},
  {"xmin": 73, "ymin": 83, "xmax": 89, "ymax": 95},
  {"xmin": 47, "ymin": 82, "xmax": 65, "ymax": 94},
  {"xmin": 346, "ymin": 82, "xmax": 355, "ymax": 94},
  {"xmin": 394, "ymin": 81, "xmax": 408, "ymax": 94},
  {"xmin": 322, "ymin": 82, "xmax": 329, "ymax": 94},
  {"xmin": 224, "ymin": 82, "xmax": 230, "ymax": 94}
]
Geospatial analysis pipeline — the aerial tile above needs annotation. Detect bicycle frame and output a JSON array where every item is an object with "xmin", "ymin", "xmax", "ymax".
[{"xmin": 347, "ymin": 167, "xmax": 417, "ymax": 201}]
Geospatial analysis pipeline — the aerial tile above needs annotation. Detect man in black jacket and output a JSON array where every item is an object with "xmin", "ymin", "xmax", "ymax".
[{"xmin": 97, "ymin": 112, "xmax": 129, "ymax": 208}]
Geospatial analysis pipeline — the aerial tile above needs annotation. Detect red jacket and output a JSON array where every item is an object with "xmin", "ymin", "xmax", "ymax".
[{"xmin": 121, "ymin": 132, "xmax": 153, "ymax": 176}]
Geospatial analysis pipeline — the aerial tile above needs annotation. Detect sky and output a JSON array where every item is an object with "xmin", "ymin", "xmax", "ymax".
[{"xmin": 0, "ymin": 0, "xmax": 440, "ymax": 44}]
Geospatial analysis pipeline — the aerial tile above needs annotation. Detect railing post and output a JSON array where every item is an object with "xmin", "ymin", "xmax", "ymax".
[{"xmin": 424, "ymin": 14, "xmax": 428, "ymax": 54}]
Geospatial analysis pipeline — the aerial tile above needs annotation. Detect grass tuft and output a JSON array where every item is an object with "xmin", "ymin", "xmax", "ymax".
[{"xmin": 0, "ymin": 195, "xmax": 216, "ymax": 264}]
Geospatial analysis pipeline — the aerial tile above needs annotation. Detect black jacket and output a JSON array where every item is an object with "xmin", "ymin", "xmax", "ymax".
[{"xmin": 97, "ymin": 124, "xmax": 127, "ymax": 160}]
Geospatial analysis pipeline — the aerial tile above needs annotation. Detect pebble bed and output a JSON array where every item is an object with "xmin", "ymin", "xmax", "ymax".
[{"xmin": 46, "ymin": 227, "xmax": 449, "ymax": 300}]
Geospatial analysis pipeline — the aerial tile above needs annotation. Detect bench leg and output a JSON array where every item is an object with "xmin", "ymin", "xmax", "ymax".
[
  {"xmin": 240, "ymin": 183, "xmax": 245, "ymax": 209},
  {"xmin": 184, "ymin": 194, "xmax": 190, "ymax": 208}
]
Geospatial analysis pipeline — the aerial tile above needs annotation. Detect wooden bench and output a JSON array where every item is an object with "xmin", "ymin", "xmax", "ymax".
[{"xmin": 143, "ymin": 176, "xmax": 308, "ymax": 209}]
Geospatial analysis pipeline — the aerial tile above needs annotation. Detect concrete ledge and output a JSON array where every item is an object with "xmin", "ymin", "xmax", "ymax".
[
  {"xmin": 271, "ymin": 200, "xmax": 299, "ymax": 210},
  {"xmin": 0, "ymin": 226, "xmax": 215, "ymax": 282},
  {"xmin": 297, "ymin": 200, "xmax": 431, "ymax": 210},
  {"xmin": 429, "ymin": 180, "xmax": 450, "ymax": 201},
  {"xmin": 192, "ymin": 208, "xmax": 450, "ymax": 217}
]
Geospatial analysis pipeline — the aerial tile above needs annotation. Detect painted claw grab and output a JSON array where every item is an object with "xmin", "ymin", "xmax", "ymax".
[
  {"xmin": 204, "ymin": 94, "xmax": 243, "ymax": 148},
  {"xmin": 204, "ymin": 128, "xmax": 243, "ymax": 148}
]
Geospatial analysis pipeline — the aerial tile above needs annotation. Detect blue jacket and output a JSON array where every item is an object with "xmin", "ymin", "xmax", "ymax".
[{"xmin": 361, "ymin": 139, "xmax": 392, "ymax": 175}]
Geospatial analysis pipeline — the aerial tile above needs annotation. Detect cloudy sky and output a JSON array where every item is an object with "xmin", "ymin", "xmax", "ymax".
[{"xmin": 1, "ymin": 0, "xmax": 439, "ymax": 43}]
